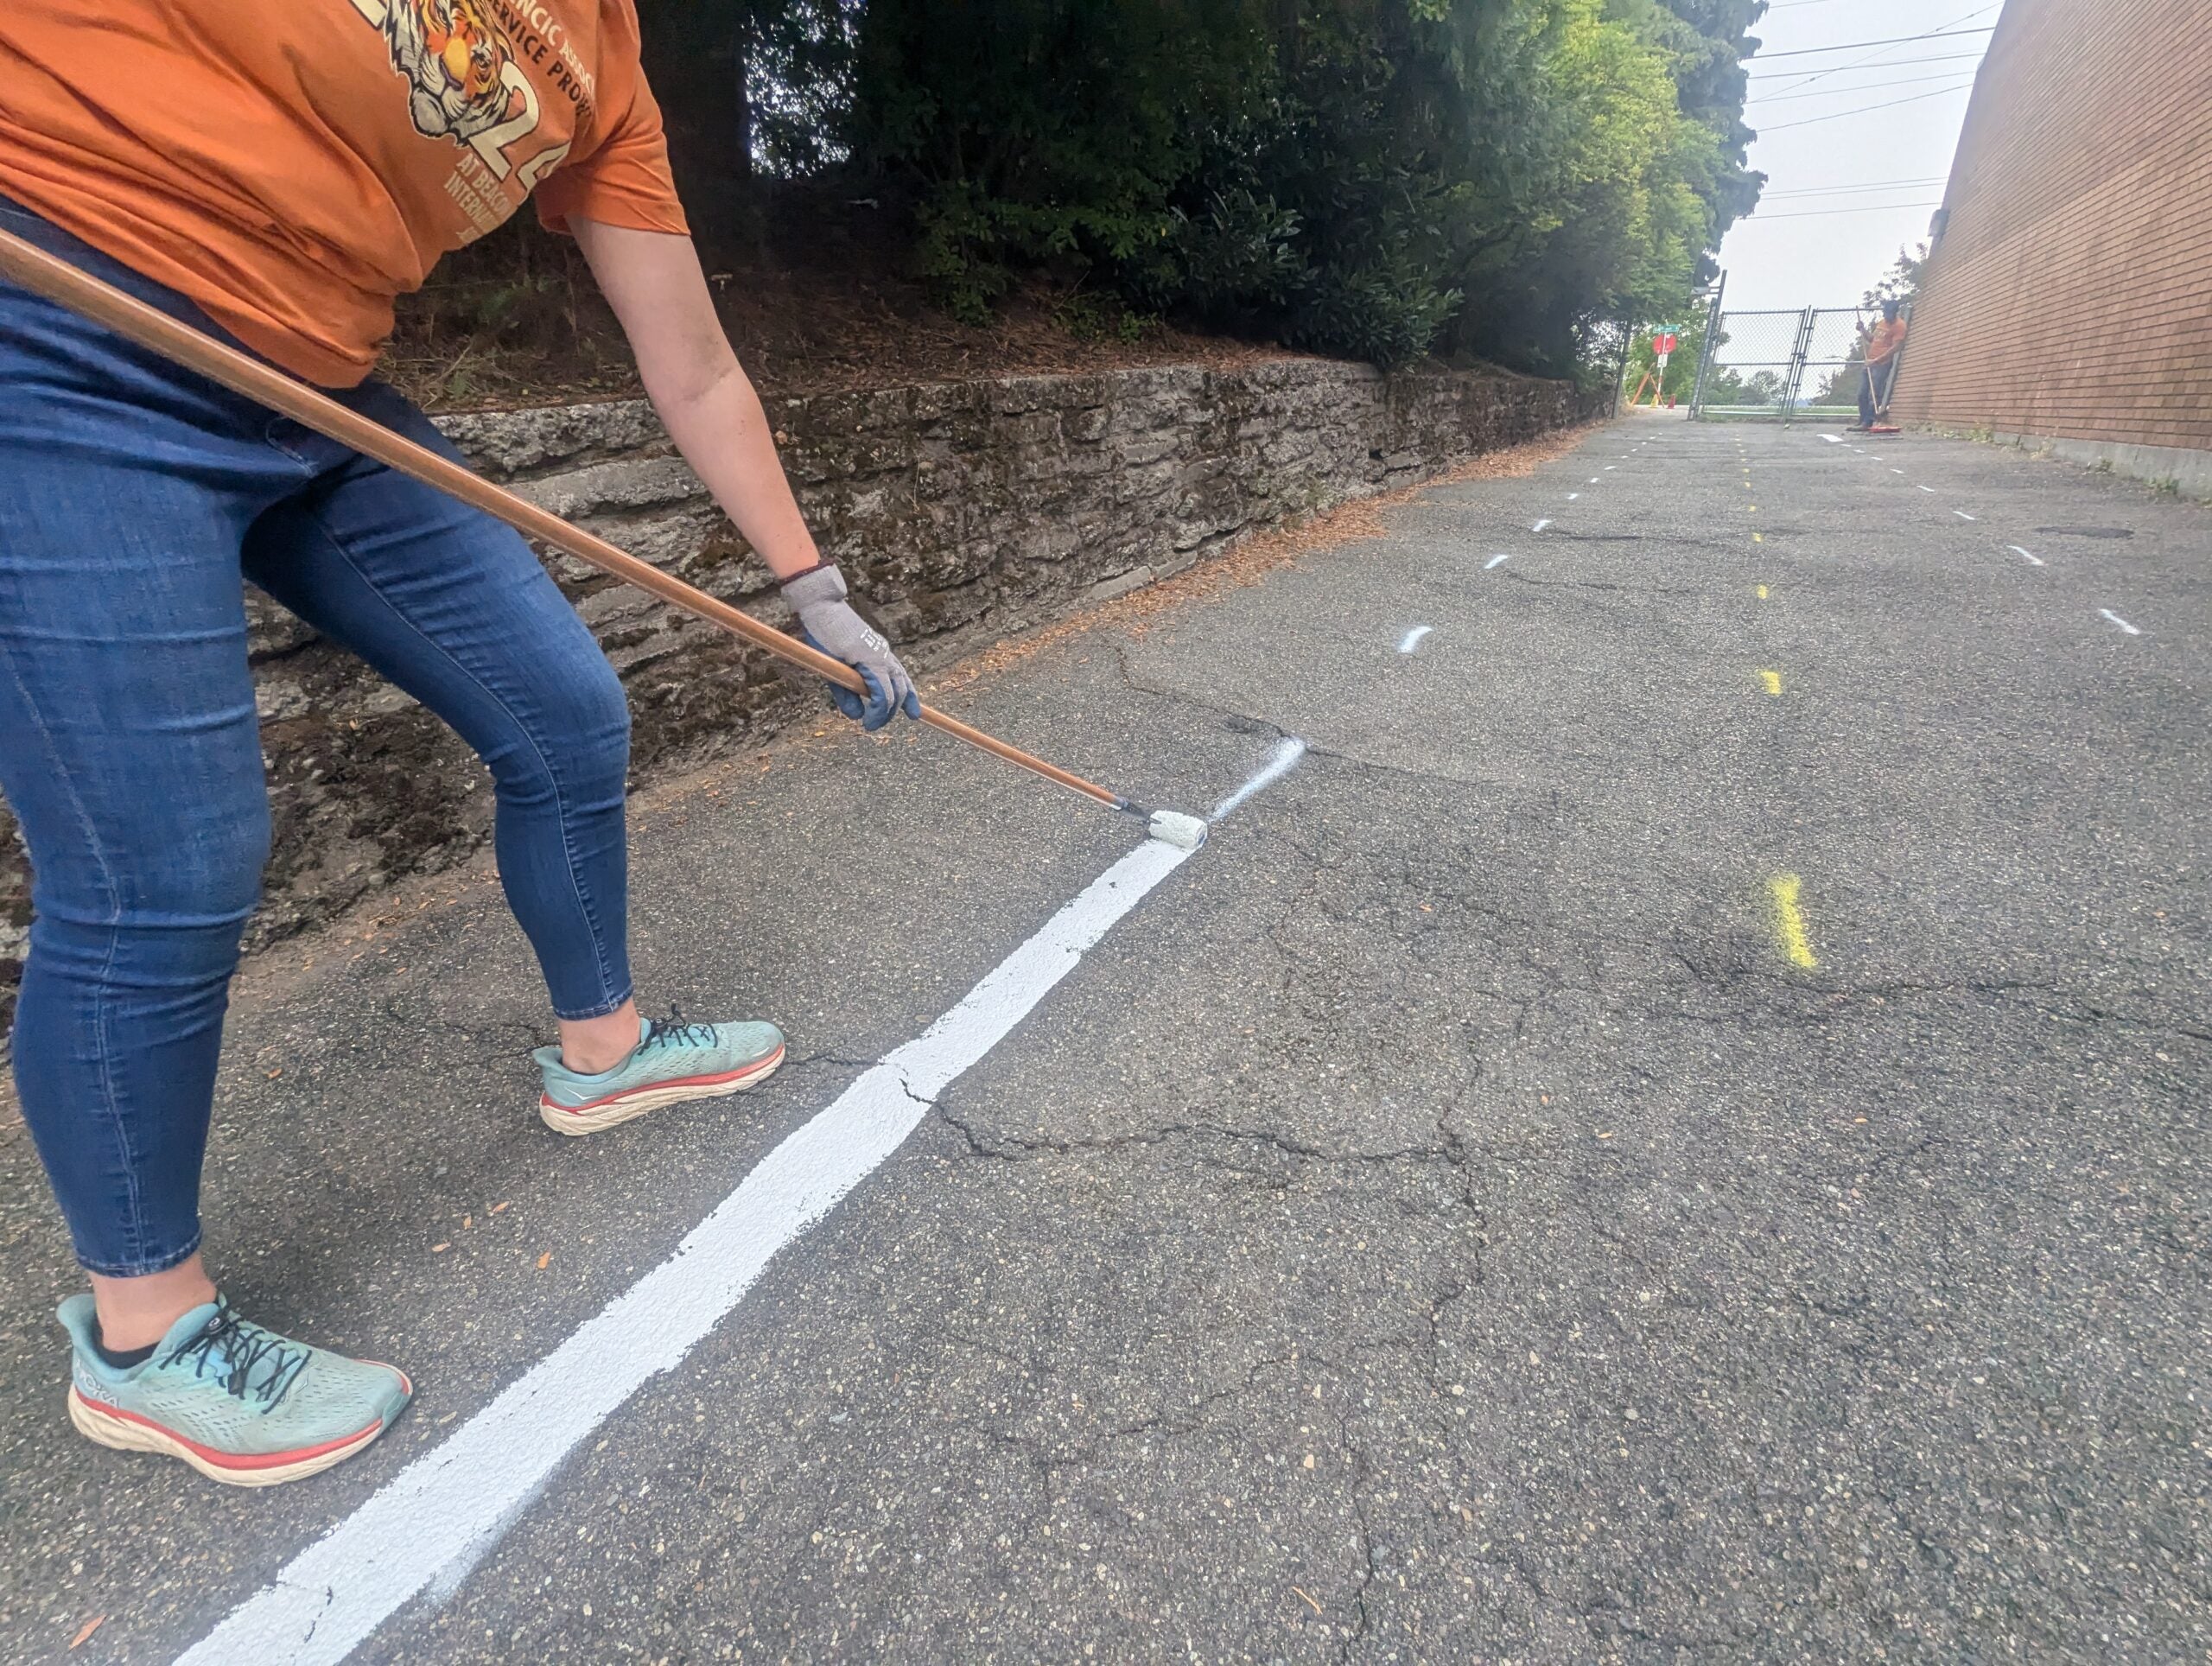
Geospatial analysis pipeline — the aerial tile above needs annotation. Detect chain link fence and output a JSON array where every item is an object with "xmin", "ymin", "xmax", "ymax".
[{"xmin": 1689, "ymin": 304, "xmax": 1882, "ymax": 423}]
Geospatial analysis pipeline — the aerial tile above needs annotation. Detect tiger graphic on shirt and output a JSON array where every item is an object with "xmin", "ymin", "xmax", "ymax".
[
  {"xmin": 377, "ymin": 0, "xmax": 520, "ymax": 145},
  {"xmin": 345, "ymin": 0, "xmax": 584, "ymax": 229}
]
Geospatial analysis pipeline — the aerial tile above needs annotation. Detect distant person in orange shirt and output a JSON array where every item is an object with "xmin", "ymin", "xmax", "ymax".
[
  {"xmin": 1858, "ymin": 299, "xmax": 1909, "ymax": 429},
  {"xmin": 0, "ymin": 0, "xmax": 921, "ymax": 1486}
]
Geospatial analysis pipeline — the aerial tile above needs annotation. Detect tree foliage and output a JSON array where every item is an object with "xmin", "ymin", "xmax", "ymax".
[{"xmin": 638, "ymin": 0, "xmax": 1765, "ymax": 372}]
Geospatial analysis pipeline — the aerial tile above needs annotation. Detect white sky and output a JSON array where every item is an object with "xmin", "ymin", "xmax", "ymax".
[{"xmin": 1713, "ymin": 0, "xmax": 2004, "ymax": 310}]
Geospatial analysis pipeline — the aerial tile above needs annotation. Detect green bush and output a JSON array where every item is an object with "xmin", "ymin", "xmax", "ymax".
[{"xmin": 645, "ymin": 0, "xmax": 1764, "ymax": 372}]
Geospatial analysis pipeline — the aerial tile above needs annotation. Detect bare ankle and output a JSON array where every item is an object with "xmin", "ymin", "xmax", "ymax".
[
  {"xmin": 557, "ymin": 1000, "xmax": 643, "ymax": 1075},
  {"xmin": 88, "ymin": 1255, "xmax": 218, "ymax": 1352}
]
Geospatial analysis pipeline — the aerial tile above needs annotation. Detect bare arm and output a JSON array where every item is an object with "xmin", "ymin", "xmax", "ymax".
[
  {"xmin": 569, "ymin": 219, "xmax": 820, "ymax": 580},
  {"xmin": 570, "ymin": 217, "xmax": 919, "ymax": 726}
]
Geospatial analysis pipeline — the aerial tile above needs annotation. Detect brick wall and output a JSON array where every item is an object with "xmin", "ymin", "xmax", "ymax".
[{"xmin": 1889, "ymin": 0, "xmax": 2212, "ymax": 464}]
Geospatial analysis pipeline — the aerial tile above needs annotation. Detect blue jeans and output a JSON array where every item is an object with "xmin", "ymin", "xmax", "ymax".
[{"xmin": 0, "ymin": 200, "xmax": 634, "ymax": 1276}]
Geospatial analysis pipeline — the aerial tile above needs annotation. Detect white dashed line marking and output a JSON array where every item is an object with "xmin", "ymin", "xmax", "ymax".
[
  {"xmin": 2100, "ymin": 610, "xmax": 2142, "ymax": 636},
  {"xmin": 172, "ymin": 741, "xmax": 1307, "ymax": 1666},
  {"xmin": 1954, "ymin": 511, "xmax": 1979, "ymax": 521},
  {"xmin": 1567, "ymin": 493, "xmax": 1581, "ymax": 501},
  {"xmin": 1397, "ymin": 626, "xmax": 1433, "ymax": 654},
  {"xmin": 1588, "ymin": 477, "xmax": 1601, "ymax": 484},
  {"xmin": 1891, "ymin": 468, "xmax": 1906, "ymax": 475},
  {"xmin": 1484, "ymin": 554, "xmax": 1512, "ymax": 570},
  {"xmin": 2009, "ymin": 545, "xmax": 2044, "ymax": 567},
  {"xmin": 1820, "ymin": 435, "xmax": 1842, "ymax": 444},
  {"xmin": 1916, "ymin": 485, "xmax": 1937, "ymax": 493}
]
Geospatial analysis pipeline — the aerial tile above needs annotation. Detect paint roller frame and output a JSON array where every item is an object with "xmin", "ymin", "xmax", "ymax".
[{"xmin": 0, "ymin": 225, "xmax": 1207, "ymax": 853}]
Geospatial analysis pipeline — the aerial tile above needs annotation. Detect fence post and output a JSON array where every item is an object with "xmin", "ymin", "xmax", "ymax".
[
  {"xmin": 1689, "ymin": 275, "xmax": 1726, "ymax": 420},
  {"xmin": 1781, "ymin": 307, "xmax": 1816, "ymax": 426}
]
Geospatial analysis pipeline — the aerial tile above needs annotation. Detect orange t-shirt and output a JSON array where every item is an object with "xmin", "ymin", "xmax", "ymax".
[
  {"xmin": 0, "ymin": 0, "xmax": 688, "ymax": 385},
  {"xmin": 1868, "ymin": 317, "xmax": 1908, "ymax": 364}
]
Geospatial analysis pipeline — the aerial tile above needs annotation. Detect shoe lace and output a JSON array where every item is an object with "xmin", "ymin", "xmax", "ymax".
[
  {"xmin": 642, "ymin": 1003, "xmax": 720, "ymax": 1052},
  {"xmin": 162, "ymin": 1300, "xmax": 311, "ymax": 1411}
]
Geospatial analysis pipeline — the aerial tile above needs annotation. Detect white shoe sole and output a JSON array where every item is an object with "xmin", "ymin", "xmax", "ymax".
[
  {"xmin": 538, "ymin": 1046, "xmax": 785, "ymax": 1136},
  {"xmin": 68, "ymin": 1380, "xmax": 404, "ymax": 1488}
]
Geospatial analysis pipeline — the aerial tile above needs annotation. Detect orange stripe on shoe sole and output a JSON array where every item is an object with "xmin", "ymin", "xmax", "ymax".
[
  {"xmin": 68, "ymin": 1377, "xmax": 404, "ymax": 1482},
  {"xmin": 542, "ymin": 1046, "xmax": 785, "ymax": 1116}
]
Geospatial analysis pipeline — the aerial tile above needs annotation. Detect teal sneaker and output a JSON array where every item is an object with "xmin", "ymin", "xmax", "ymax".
[
  {"xmin": 59, "ymin": 1295, "xmax": 410, "ymax": 1487},
  {"xmin": 534, "ymin": 1014, "xmax": 785, "ymax": 1135}
]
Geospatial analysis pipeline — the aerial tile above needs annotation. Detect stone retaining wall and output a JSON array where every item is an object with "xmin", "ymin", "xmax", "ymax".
[{"xmin": 0, "ymin": 356, "xmax": 1592, "ymax": 1008}]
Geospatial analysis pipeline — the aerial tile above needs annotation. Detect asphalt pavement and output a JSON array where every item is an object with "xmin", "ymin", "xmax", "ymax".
[{"xmin": 0, "ymin": 411, "xmax": 2204, "ymax": 1663}]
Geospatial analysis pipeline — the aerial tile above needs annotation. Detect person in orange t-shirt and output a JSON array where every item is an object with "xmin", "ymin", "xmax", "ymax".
[
  {"xmin": 1858, "ymin": 298, "xmax": 1909, "ymax": 429},
  {"xmin": 0, "ymin": 2, "xmax": 918, "ymax": 1485}
]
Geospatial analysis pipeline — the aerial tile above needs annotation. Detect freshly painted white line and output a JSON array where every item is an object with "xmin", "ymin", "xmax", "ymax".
[
  {"xmin": 2009, "ymin": 545, "xmax": 2044, "ymax": 567},
  {"xmin": 174, "ymin": 745, "xmax": 1309, "ymax": 1666},
  {"xmin": 1587, "ymin": 476, "xmax": 1601, "ymax": 484},
  {"xmin": 1916, "ymin": 485, "xmax": 1938, "ymax": 493},
  {"xmin": 1396, "ymin": 626, "xmax": 1434, "ymax": 654},
  {"xmin": 1891, "ymin": 468, "xmax": 1906, "ymax": 475},
  {"xmin": 2100, "ymin": 609, "xmax": 2142, "ymax": 637},
  {"xmin": 1567, "ymin": 493, "xmax": 1581, "ymax": 501},
  {"xmin": 1604, "ymin": 465, "xmax": 1618, "ymax": 471},
  {"xmin": 1210, "ymin": 737, "xmax": 1307, "ymax": 821},
  {"xmin": 1819, "ymin": 435, "xmax": 1842, "ymax": 445},
  {"xmin": 1954, "ymin": 511, "xmax": 1978, "ymax": 521},
  {"xmin": 1484, "ymin": 553, "xmax": 1512, "ymax": 570},
  {"xmin": 1531, "ymin": 519, "xmax": 1552, "ymax": 533}
]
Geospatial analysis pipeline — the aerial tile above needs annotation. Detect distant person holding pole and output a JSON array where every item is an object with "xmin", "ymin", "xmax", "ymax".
[{"xmin": 1857, "ymin": 299, "xmax": 1908, "ymax": 430}]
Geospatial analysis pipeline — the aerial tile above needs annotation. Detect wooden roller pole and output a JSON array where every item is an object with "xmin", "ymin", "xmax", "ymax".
[{"xmin": 0, "ymin": 226, "xmax": 1128, "ymax": 813}]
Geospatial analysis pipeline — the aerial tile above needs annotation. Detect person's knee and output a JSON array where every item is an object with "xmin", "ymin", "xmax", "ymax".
[
  {"xmin": 491, "ymin": 646, "xmax": 631, "ymax": 808},
  {"xmin": 29, "ymin": 797, "xmax": 267, "ymax": 976},
  {"xmin": 136, "ymin": 798, "xmax": 270, "ymax": 935}
]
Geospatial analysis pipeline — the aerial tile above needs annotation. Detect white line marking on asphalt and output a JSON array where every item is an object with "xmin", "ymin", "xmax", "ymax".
[
  {"xmin": 1484, "ymin": 553, "xmax": 1512, "ymax": 570},
  {"xmin": 1588, "ymin": 476, "xmax": 1601, "ymax": 484},
  {"xmin": 1567, "ymin": 493, "xmax": 1581, "ymax": 501},
  {"xmin": 1210, "ymin": 737, "xmax": 1307, "ymax": 821},
  {"xmin": 1605, "ymin": 465, "xmax": 1618, "ymax": 471},
  {"xmin": 1891, "ymin": 468, "xmax": 1906, "ymax": 475},
  {"xmin": 1917, "ymin": 485, "xmax": 1937, "ymax": 493},
  {"xmin": 1954, "ymin": 511, "xmax": 1978, "ymax": 521},
  {"xmin": 1532, "ymin": 519, "xmax": 1552, "ymax": 532},
  {"xmin": 1397, "ymin": 626, "xmax": 1433, "ymax": 654},
  {"xmin": 2010, "ymin": 545, "xmax": 2044, "ymax": 566},
  {"xmin": 2100, "ymin": 609, "xmax": 2142, "ymax": 636},
  {"xmin": 174, "ymin": 745, "xmax": 1308, "ymax": 1666},
  {"xmin": 1820, "ymin": 435, "xmax": 1842, "ymax": 444}
]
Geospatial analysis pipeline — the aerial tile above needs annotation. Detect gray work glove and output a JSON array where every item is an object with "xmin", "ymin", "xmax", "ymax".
[{"xmin": 781, "ymin": 563, "xmax": 920, "ymax": 733}]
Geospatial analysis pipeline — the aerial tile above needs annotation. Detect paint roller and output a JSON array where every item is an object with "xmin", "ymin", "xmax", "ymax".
[{"xmin": 0, "ymin": 226, "xmax": 1209, "ymax": 854}]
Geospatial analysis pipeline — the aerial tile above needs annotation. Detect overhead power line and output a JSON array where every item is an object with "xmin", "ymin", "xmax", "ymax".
[
  {"xmin": 1756, "ymin": 80, "xmax": 1978, "ymax": 132},
  {"xmin": 1749, "ymin": 51, "xmax": 1989, "ymax": 79},
  {"xmin": 1751, "ymin": 26, "xmax": 1993, "ymax": 58},
  {"xmin": 1751, "ymin": 201, "xmax": 1946, "ymax": 220},
  {"xmin": 1751, "ymin": 1, "xmax": 2001, "ymax": 99},
  {"xmin": 1750, "ymin": 70, "xmax": 1987, "ymax": 105},
  {"xmin": 1762, "ymin": 176, "xmax": 1948, "ymax": 197}
]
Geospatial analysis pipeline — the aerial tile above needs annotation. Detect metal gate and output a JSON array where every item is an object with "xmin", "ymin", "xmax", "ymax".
[{"xmin": 1688, "ymin": 292, "xmax": 1885, "ymax": 423}]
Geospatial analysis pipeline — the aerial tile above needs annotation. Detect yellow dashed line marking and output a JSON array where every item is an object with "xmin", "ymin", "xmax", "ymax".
[
  {"xmin": 1753, "ymin": 531, "xmax": 1764, "ymax": 544},
  {"xmin": 1759, "ymin": 669, "xmax": 1783, "ymax": 696},
  {"xmin": 1770, "ymin": 874, "xmax": 1818, "ymax": 970},
  {"xmin": 1756, "ymin": 584, "xmax": 1769, "ymax": 600}
]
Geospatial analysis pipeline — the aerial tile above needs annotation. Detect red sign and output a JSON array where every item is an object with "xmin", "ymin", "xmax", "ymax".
[{"xmin": 1652, "ymin": 332, "xmax": 1679, "ymax": 356}]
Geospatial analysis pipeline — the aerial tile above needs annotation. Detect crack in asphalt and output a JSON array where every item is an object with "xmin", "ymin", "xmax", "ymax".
[{"xmin": 930, "ymin": 1100, "xmax": 1482, "ymax": 1211}]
